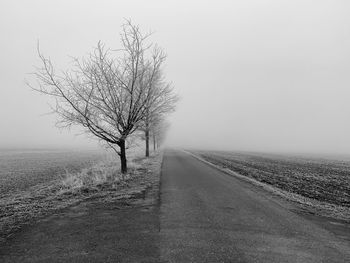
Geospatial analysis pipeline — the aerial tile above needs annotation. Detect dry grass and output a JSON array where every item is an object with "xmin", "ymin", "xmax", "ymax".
[{"xmin": 59, "ymin": 150, "xmax": 144, "ymax": 191}]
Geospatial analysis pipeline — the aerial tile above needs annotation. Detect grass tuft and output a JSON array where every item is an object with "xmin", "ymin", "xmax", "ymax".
[{"xmin": 59, "ymin": 155, "xmax": 144, "ymax": 192}]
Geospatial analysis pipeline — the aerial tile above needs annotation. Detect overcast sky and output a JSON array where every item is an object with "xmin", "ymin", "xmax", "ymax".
[{"xmin": 1, "ymin": 0, "xmax": 350, "ymax": 154}]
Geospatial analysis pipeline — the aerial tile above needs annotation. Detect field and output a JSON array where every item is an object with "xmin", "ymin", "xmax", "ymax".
[
  {"xmin": 0, "ymin": 149, "xmax": 105, "ymax": 196},
  {"xmin": 192, "ymin": 150, "xmax": 350, "ymax": 215}
]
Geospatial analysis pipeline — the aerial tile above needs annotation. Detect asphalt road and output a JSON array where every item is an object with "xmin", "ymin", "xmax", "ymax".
[{"xmin": 160, "ymin": 150, "xmax": 350, "ymax": 263}]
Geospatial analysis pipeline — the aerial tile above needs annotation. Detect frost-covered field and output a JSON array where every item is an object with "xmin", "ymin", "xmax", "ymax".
[
  {"xmin": 192, "ymin": 150, "xmax": 350, "ymax": 213},
  {"xmin": 0, "ymin": 149, "xmax": 105, "ymax": 196},
  {"xmin": 0, "ymin": 148, "xmax": 106, "ymax": 241}
]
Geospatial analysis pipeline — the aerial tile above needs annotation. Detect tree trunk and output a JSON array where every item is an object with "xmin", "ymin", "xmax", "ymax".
[
  {"xmin": 153, "ymin": 133, "xmax": 156, "ymax": 151},
  {"xmin": 145, "ymin": 122, "xmax": 150, "ymax": 157},
  {"xmin": 119, "ymin": 139, "xmax": 127, "ymax": 174}
]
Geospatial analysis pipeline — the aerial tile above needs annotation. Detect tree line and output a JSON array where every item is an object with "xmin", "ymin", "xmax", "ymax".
[{"xmin": 30, "ymin": 21, "xmax": 178, "ymax": 173}]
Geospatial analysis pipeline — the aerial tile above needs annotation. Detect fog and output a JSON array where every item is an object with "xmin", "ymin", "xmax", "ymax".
[{"xmin": 1, "ymin": 0, "xmax": 350, "ymax": 154}]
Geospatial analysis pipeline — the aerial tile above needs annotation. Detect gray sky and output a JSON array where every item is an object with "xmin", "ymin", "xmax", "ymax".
[{"xmin": 1, "ymin": 0, "xmax": 350, "ymax": 154}]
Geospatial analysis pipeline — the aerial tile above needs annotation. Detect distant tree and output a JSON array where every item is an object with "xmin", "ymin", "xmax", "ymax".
[
  {"xmin": 140, "ymin": 48, "xmax": 178, "ymax": 157},
  {"xmin": 30, "ymin": 21, "xmax": 166, "ymax": 174},
  {"xmin": 151, "ymin": 119, "xmax": 171, "ymax": 150}
]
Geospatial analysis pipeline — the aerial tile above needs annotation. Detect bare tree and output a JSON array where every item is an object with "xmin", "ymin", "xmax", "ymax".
[
  {"xmin": 30, "ymin": 21, "xmax": 163, "ymax": 174},
  {"xmin": 140, "ymin": 48, "xmax": 178, "ymax": 157}
]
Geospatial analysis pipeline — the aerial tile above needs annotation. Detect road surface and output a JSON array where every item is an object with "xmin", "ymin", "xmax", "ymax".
[{"xmin": 160, "ymin": 150, "xmax": 350, "ymax": 262}]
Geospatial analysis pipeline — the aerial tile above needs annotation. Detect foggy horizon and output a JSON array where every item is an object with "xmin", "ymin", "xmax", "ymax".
[{"xmin": 1, "ymin": 0, "xmax": 350, "ymax": 155}]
